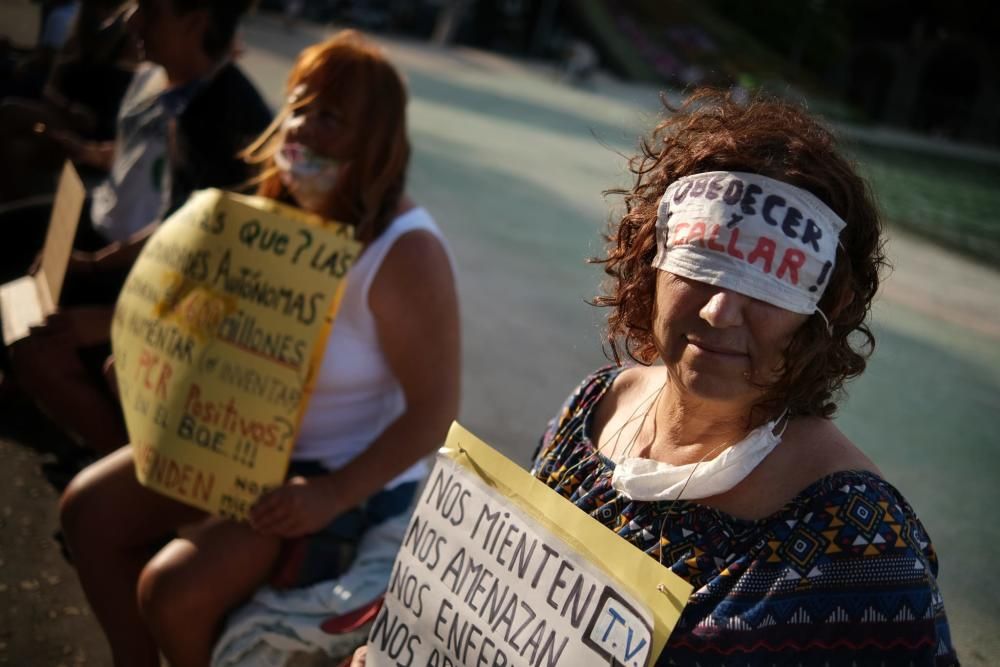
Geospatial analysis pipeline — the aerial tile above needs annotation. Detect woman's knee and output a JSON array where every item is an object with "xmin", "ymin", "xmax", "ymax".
[
  {"xmin": 136, "ymin": 546, "xmax": 214, "ymax": 637},
  {"xmin": 59, "ymin": 448, "xmax": 150, "ymax": 553},
  {"xmin": 136, "ymin": 554, "xmax": 178, "ymax": 626},
  {"xmin": 137, "ymin": 522, "xmax": 282, "ymax": 640},
  {"xmin": 59, "ymin": 460, "xmax": 114, "ymax": 552}
]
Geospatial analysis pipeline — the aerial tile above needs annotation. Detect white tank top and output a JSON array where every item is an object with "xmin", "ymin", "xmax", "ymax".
[{"xmin": 292, "ymin": 207, "xmax": 448, "ymax": 488}]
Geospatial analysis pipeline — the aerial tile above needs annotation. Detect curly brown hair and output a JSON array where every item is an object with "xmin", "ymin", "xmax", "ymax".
[{"xmin": 594, "ymin": 89, "xmax": 888, "ymax": 419}]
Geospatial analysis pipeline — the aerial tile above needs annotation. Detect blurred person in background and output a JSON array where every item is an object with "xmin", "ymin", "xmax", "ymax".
[
  {"xmin": 3, "ymin": 0, "xmax": 271, "ymax": 454},
  {"xmin": 0, "ymin": 0, "xmax": 80, "ymax": 99},
  {"xmin": 282, "ymin": 0, "xmax": 304, "ymax": 30},
  {"xmin": 0, "ymin": 1, "xmax": 139, "ymax": 204}
]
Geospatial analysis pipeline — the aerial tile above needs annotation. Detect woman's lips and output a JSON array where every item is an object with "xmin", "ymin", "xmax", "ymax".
[{"xmin": 686, "ymin": 337, "xmax": 747, "ymax": 357}]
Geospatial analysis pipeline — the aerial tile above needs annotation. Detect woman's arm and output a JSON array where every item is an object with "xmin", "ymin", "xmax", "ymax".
[
  {"xmin": 68, "ymin": 222, "xmax": 158, "ymax": 276},
  {"xmin": 250, "ymin": 230, "xmax": 461, "ymax": 537},
  {"xmin": 49, "ymin": 128, "xmax": 115, "ymax": 171}
]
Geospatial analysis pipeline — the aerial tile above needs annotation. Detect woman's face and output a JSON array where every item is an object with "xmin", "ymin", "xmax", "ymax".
[
  {"xmin": 652, "ymin": 272, "xmax": 808, "ymax": 405},
  {"xmin": 282, "ymin": 84, "xmax": 352, "ymax": 161},
  {"xmin": 275, "ymin": 83, "xmax": 354, "ymax": 214}
]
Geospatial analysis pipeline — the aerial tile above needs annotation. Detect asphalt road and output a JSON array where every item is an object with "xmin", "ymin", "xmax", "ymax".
[{"xmin": 1, "ymin": 14, "xmax": 997, "ymax": 666}]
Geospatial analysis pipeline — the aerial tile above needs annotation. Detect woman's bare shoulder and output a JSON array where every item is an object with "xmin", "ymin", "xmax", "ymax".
[
  {"xmin": 709, "ymin": 418, "xmax": 881, "ymax": 520},
  {"xmin": 591, "ymin": 365, "xmax": 661, "ymax": 454},
  {"xmin": 369, "ymin": 227, "xmax": 453, "ymax": 313},
  {"xmin": 780, "ymin": 417, "xmax": 882, "ymax": 480},
  {"xmin": 611, "ymin": 365, "xmax": 656, "ymax": 396},
  {"xmin": 599, "ymin": 365, "xmax": 663, "ymax": 413}
]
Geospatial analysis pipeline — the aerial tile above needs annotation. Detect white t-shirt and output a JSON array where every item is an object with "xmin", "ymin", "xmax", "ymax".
[
  {"xmin": 292, "ymin": 207, "xmax": 452, "ymax": 489},
  {"xmin": 90, "ymin": 64, "xmax": 199, "ymax": 243}
]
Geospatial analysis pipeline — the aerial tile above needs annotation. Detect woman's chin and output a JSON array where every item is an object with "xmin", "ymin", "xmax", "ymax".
[{"xmin": 675, "ymin": 369, "xmax": 759, "ymax": 405}]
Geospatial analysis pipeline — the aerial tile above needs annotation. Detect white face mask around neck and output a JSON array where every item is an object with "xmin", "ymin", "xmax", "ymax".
[{"xmin": 610, "ymin": 414, "xmax": 786, "ymax": 501}]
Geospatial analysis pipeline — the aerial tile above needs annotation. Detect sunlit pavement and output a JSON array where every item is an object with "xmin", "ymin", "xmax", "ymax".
[
  {"xmin": 240, "ymin": 15, "xmax": 1000, "ymax": 663},
  {"xmin": 1, "ymin": 13, "xmax": 996, "ymax": 665}
]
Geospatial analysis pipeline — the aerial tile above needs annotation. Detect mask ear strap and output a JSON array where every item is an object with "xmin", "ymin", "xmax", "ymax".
[
  {"xmin": 773, "ymin": 408, "xmax": 790, "ymax": 437},
  {"xmin": 815, "ymin": 307, "xmax": 833, "ymax": 336}
]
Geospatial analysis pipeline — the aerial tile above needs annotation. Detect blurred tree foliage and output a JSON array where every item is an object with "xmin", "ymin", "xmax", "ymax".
[{"xmin": 702, "ymin": 0, "xmax": 999, "ymax": 80}]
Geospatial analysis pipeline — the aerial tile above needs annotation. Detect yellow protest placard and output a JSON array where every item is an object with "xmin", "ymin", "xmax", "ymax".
[
  {"xmin": 368, "ymin": 423, "xmax": 692, "ymax": 667},
  {"xmin": 111, "ymin": 189, "xmax": 360, "ymax": 519}
]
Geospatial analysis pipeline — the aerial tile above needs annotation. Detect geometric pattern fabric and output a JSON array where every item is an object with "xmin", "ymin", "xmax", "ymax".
[{"xmin": 532, "ymin": 367, "xmax": 959, "ymax": 666}]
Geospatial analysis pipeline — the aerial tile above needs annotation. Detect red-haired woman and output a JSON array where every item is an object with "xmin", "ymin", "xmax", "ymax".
[
  {"xmin": 59, "ymin": 31, "xmax": 460, "ymax": 667},
  {"xmin": 524, "ymin": 90, "xmax": 956, "ymax": 666}
]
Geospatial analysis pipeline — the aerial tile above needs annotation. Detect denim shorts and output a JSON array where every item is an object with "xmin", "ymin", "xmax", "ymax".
[{"xmin": 271, "ymin": 460, "xmax": 418, "ymax": 589}]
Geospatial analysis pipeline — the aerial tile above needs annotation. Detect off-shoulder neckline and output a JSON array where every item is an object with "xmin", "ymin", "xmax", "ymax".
[{"xmin": 572, "ymin": 365, "xmax": 897, "ymax": 529}]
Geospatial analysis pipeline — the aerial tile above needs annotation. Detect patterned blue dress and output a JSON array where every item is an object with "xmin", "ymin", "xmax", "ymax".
[{"xmin": 531, "ymin": 366, "xmax": 958, "ymax": 666}]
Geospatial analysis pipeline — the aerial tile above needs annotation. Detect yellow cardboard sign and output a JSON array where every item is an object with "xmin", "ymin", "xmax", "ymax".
[
  {"xmin": 111, "ymin": 189, "xmax": 360, "ymax": 519},
  {"xmin": 367, "ymin": 423, "xmax": 691, "ymax": 667}
]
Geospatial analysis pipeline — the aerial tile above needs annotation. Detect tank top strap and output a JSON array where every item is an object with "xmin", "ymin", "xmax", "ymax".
[{"xmin": 352, "ymin": 207, "xmax": 449, "ymax": 304}]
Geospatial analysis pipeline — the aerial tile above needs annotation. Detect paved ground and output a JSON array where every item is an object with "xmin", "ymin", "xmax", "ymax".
[{"xmin": 2, "ymin": 15, "xmax": 998, "ymax": 666}]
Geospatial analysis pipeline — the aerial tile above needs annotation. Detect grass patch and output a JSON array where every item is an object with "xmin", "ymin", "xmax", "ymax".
[{"xmin": 847, "ymin": 142, "xmax": 1000, "ymax": 266}]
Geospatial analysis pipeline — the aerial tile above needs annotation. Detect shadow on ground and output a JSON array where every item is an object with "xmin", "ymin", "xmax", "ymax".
[{"xmin": 0, "ymin": 397, "xmax": 110, "ymax": 665}]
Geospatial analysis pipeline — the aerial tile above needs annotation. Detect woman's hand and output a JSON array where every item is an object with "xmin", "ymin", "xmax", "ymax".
[
  {"xmin": 248, "ymin": 475, "xmax": 339, "ymax": 538},
  {"xmin": 349, "ymin": 646, "xmax": 368, "ymax": 666}
]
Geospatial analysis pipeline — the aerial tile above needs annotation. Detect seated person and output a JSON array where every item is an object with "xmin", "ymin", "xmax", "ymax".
[
  {"xmin": 59, "ymin": 30, "xmax": 460, "ymax": 667},
  {"xmin": 0, "ymin": 0, "xmax": 79, "ymax": 100},
  {"xmin": 6, "ymin": 0, "xmax": 271, "ymax": 454},
  {"xmin": 0, "ymin": 1, "xmax": 139, "ymax": 204},
  {"xmin": 523, "ymin": 90, "xmax": 958, "ymax": 665},
  {"xmin": 43, "ymin": 0, "xmax": 137, "ymax": 141}
]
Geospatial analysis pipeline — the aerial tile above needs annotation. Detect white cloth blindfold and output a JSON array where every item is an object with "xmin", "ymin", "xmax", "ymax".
[{"xmin": 652, "ymin": 171, "xmax": 845, "ymax": 314}]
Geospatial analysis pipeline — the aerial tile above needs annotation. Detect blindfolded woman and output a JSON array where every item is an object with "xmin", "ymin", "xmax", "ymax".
[{"xmin": 531, "ymin": 90, "xmax": 957, "ymax": 666}]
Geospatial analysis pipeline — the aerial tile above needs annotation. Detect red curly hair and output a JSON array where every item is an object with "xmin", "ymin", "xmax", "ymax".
[
  {"xmin": 242, "ymin": 30, "xmax": 409, "ymax": 244},
  {"xmin": 594, "ymin": 89, "xmax": 888, "ymax": 419}
]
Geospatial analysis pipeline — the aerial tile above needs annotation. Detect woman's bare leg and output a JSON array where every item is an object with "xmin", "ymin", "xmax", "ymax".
[
  {"xmin": 138, "ymin": 516, "xmax": 283, "ymax": 667},
  {"xmin": 60, "ymin": 446, "xmax": 205, "ymax": 666}
]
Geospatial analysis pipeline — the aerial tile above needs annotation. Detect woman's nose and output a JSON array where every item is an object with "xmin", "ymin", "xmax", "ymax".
[{"xmin": 699, "ymin": 289, "xmax": 747, "ymax": 328}]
